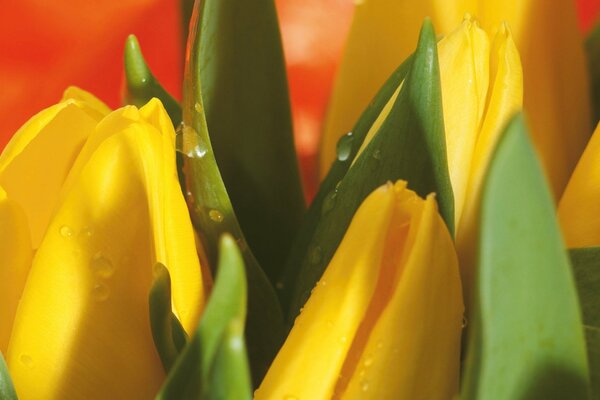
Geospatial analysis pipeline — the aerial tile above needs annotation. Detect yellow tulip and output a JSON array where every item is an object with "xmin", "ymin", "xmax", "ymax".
[
  {"xmin": 558, "ymin": 122, "xmax": 600, "ymax": 248},
  {"xmin": 255, "ymin": 181, "xmax": 463, "ymax": 399},
  {"xmin": 351, "ymin": 18, "xmax": 523, "ymax": 300},
  {"xmin": 0, "ymin": 88, "xmax": 206, "ymax": 399},
  {"xmin": 322, "ymin": 1, "xmax": 588, "ymax": 199}
]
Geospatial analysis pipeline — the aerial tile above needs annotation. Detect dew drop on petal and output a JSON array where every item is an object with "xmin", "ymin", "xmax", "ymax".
[
  {"xmin": 92, "ymin": 282, "xmax": 110, "ymax": 301},
  {"xmin": 19, "ymin": 354, "xmax": 34, "ymax": 368},
  {"xmin": 90, "ymin": 252, "xmax": 115, "ymax": 278},
  {"xmin": 59, "ymin": 225, "xmax": 73, "ymax": 238}
]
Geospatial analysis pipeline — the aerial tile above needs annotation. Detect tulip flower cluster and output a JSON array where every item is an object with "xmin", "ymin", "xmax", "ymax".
[{"xmin": 1, "ymin": 0, "xmax": 600, "ymax": 399}]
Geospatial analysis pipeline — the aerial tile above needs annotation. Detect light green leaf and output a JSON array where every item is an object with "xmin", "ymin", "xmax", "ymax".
[
  {"xmin": 0, "ymin": 352, "xmax": 17, "ymax": 400},
  {"xmin": 284, "ymin": 19, "xmax": 453, "ymax": 321},
  {"xmin": 462, "ymin": 114, "xmax": 590, "ymax": 400},
  {"xmin": 157, "ymin": 235, "xmax": 252, "ymax": 399},
  {"xmin": 193, "ymin": 0, "xmax": 305, "ymax": 285},
  {"xmin": 149, "ymin": 263, "xmax": 188, "ymax": 372},
  {"xmin": 181, "ymin": 0, "xmax": 285, "ymax": 384},
  {"xmin": 123, "ymin": 35, "xmax": 182, "ymax": 125},
  {"xmin": 570, "ymin": 247, "xmax": 600, "ymax": 398}
]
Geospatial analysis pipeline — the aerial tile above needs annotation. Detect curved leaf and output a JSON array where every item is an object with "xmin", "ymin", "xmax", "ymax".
[
  {"xmin": 194, "ymin": 0, "xmax": 305, "ymax": 285},
  {"xmin": 462, "ymin": 114, "xmax": 589, "ymax": 399},
  {"xmin": 285, "ymin": 19, "xmax": 453, "ymax": 320},
  {"xmin": 157, "ymin": 235, "xmax": 251, "ymax": 399},
  {"xmin": 180, "ymin": 1, "xmax": 284, "ymax": 383},
  {"xmin": 0, "ymin": 352, "xmax": 17, "ymax": 400},
  {"xmin": 570, "ymin": 247, "xmax": 600, "ymax": 398},
  {"xmin": 123, "ymin": 35, "xmax": 181, "ymax": 125},
  {"xmin": 149, "ymin": 263, "xmax": 188, "ymax": 372}
]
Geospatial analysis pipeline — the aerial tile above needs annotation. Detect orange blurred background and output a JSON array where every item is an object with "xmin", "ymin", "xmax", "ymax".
[{"xmin": 0, "ymin": 0, "xmax": 598, "ymax": 196}]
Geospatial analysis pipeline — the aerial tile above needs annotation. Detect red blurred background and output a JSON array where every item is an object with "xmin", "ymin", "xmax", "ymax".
[{"xmin": 1, "ymin": 0, "xmax": 599, "ymax": 196}]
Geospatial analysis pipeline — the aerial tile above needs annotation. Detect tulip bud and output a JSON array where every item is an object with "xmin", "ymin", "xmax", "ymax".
[
  {"xmin": 256, "ymin": 181, "xmax": 463, "ymax": 399},
  {"xmin": 3, "ymin": 93, "xmax": 205, "ymax": 399}
]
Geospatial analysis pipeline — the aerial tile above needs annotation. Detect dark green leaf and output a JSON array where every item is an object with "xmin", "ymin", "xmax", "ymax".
[
  {"xmin": 0, "ymin": 352, "xmax": 17, "ymax": 400},
  {"xmin": 284, "ymin": 19, "xmax": 453, "ymax": 321},
  {"xmin": 570, "ymin": 247, "xmax": 600, "ymax": 398},
  {"xmin": 149, "ymin": 263, "xmax": 188, "ymax": 372},
  {"xmin": 194, "ymin": 0, "xmax": 305, "ymax": 285},
  {"xmin": 157, "ymin": 235, "xmax": 252, "ymax": 400},
  {"xmin": 462, "ymin": 114, "xmax": 590, "ymax": 400},
  {"xmin": 123, "ymin": 35, "xmax": 182, "ymax": 125},
  {"xmin": 181, "ymin": 4, "xmax": 284, "ymax": 384},
  {"xmin": 277, "ymin": 53, "xmax": 413, "ymax": 313},
  {"xmin": 586, "ymin": 23, "xmax": 600, "ymax": 127}
]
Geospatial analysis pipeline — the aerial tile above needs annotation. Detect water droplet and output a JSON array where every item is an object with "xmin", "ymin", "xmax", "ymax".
[
  {"xmin": 319, "ymin": 280, "xmax": 327, "ymax": 287},
  {"xmin": 176, "ymin": 124, "xmax": 208, "ymax": 158},
  {"xmin": 59, "ymin": 225, "xmax": 73, "ymax": 238},
  {"xmin": 336, "ymin": 132, "xmax": 354, "ymax": 162},
  {"xmin": 360, "ymin": 380, "xmax": 370, "ymax": 392},
  {"xmin": 462, "ymin": 316, "xmax": 468, "ymax": 328},
  {"xmin": 321, "ymin": 190, "xmax": 337, "ymax": 215},
  {"xmin": 376, "ymin": 340, "xmax": 383, "ymax": 349},
  {"xmin": 208, "ymin": 209, "xmax": 224, "ymax": 223},
  {"xmin": 79, "ymin": 226, "xmax": 94, "ymax": 238},
  {"xmin": 19, "ymin": 354, "xmax": 34, "ymax": 368},
  {"xmin": 363, "ymin": 355, "xmax": 374, "ymax": 367},
  {"xmin": 90, "ymin": 253, "xmax": 115, "ymax": 278},
  {"xmin": 358, "ymin": 368, "xmax": 366, "ymax": 378},
  {"xmin": 372, "ymin": 149, "xmax": 382, "ymax": 160},
  {"xmin": 309, "ymin": 246, "xmax": 322, "ymax": 265},
  {"xmin": 284, "ymin": 395, "xmax": 299, "ymax": 400},
  {"xmin": 275, "ymin": 281, "xmax": 284, "ymax": 290},
  {"xmin": 194, "ymin": 102, "xmax": 203, "ymax": 113},
  {"xmin": 92, "ymin": 282, "xmax": 110, "ymax": 301},
  {"xmin": 340, "ymin": 336, "xmax": 348, "ymax": 344}
]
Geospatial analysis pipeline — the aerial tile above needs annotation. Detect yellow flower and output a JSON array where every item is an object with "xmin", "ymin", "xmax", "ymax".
[
  {"xmin": 255, "ymin": 181, "xmax": 463, "ymax": 399},
  {"xmin": 349, "ymin": 17, "xmax": 522, "ymax": 299},
  {"xmin": 558, "ymin": 122, "xmax": 600, "ymax": 248},
  {"xmin": 0, "ymin": 88, "xmax": 206, "ymax": 399},
  {"xmin": 322, "ymin": 1, "xmax": 587, "ymax": 198}
]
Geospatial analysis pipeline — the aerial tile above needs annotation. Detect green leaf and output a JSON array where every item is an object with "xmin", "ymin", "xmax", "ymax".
[
  {"xmin": 586, "ymin": 22, "xmax": 600, "ymax": 127},
  {"xmin": 277, "ymin": 54, "xmax": 413, "ymax": 312},
  {"xmin": 570, "ymin": 247, "xmax": 600, "ymax": 398},
  {"xmin": 181, "ymin": 5, "xmax": 284, "ymax": 384},
  {"xmin": 157, "ymin": 235, "xmax": 252, "ymax": 400},
  {"xmin": 149, "ymin": 263, "xmax": 188, "ymax": 372},
  {"xmin": 123, "ymin": 35, "xmax": 182, "ymax": 125},
  {"xmin": 462, "ymin": 114, "xmax": 590, "ymax": 400},
  {"xmin": 193, "ymin": 0, "xmax": 305, "ymax": 285},
  {"xmin": 0, "ymin": 352, "xmax": 17, "ymax": 400},
  {"xmin": 284, "ymin": 19, "xmax": 454, "ymax": 321}
]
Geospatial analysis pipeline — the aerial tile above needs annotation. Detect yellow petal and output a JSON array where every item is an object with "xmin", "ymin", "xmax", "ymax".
[
  {"xmin": 7, "ymin": 102, "xmax": 204, "ymax": 399},
  {"xmin": 255, "ymin": 183, "xmax": 397, "ymax": 399},
  {"xmin": 479, "ymin": 1, "xmax": 590, "ymax": 197},
  {"xmin": 341, "ymin": 194, "xmax": 462, "ymax": 399},
  {"xmin": 438, "ymin": 16, "xmax": 489, "ymax": 224},
  {"xmin": 558, "ymin": 123, "xmax": 600, "ymax": 248},
  {"xmin": 456, "ymin": 23, "xmax": 523, "ymax": 301},
  {"xmin": 0, "ymin": 186, "xmax": 32, "ymax": 354},
  {"xmin": 0, "ymin": 88, "xmax": 109, "ymax": 248},
  {"xmin": 256, "ymin": 182, "xmax": 463, "ymax": 399}
]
